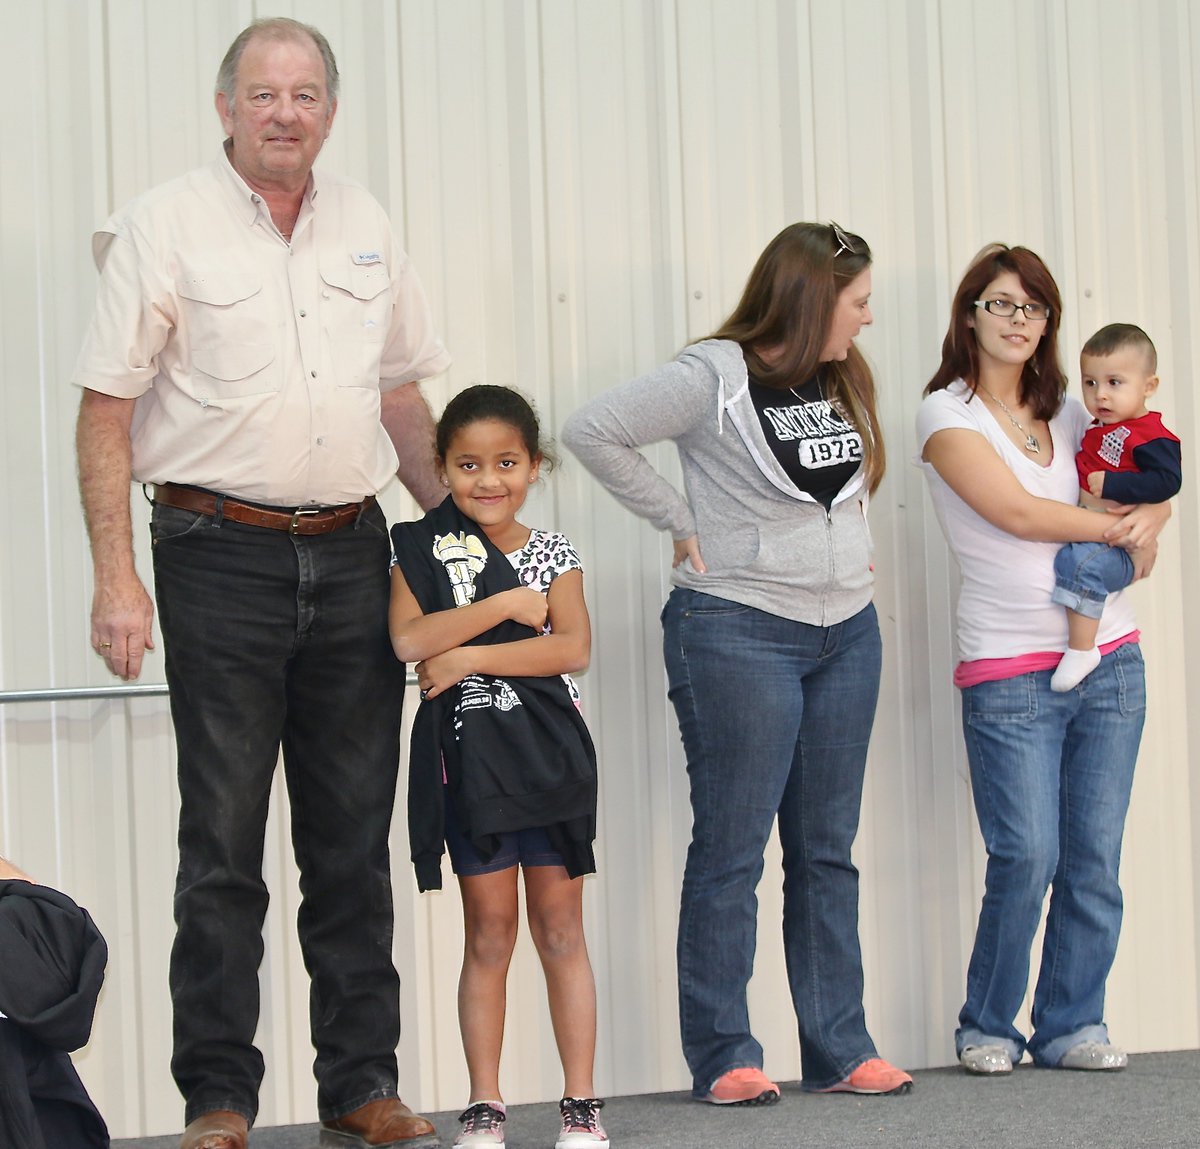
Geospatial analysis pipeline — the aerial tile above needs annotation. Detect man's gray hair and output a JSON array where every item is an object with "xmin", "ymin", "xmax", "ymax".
[{"xmin": 216, "ymin": 17, "xmax": 340, "ymax": 106}]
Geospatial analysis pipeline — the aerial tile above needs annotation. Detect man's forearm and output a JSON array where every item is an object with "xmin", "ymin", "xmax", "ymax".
[
  {"xmin": 76, "ymin": 388, "xmax": 156, "ymax": 679},
  {"xmin": 76, "ymin": 389, "xmax": 138, "ymax": 576},
  {"xmin": 381, "ymin": 381, "xmax": 444, "ymax": 510}
]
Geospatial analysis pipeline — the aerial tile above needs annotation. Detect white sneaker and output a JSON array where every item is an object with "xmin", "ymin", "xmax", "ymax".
[
  {"xmin": 555, "ymin": 1098, "xmax": 609, "ymax": 1149},
  {"xmin": 454, "ymin": 1101, "xmax": 506, "ymax": 1146},
  {"xmin": 960, "ymin": 1045, "xmax": 1014, "ymax": 1075},
  {"xmin": 1058, "ymin": 1042, "xmax": 1128, "ymax": 1071}
]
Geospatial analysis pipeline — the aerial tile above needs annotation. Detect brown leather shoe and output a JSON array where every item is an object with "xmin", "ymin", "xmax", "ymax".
[
  {"xmin": 320, "ymin": 1098, "xmax": 439, "ymax": 1147},
  {"xmin": 179, "ymin": 1110, "xmax": 248, "ymax": 1149}
]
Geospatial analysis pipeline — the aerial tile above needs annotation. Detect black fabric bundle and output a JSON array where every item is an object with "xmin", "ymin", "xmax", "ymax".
[
  {"xmin": 0, "ymin": 879, "xmax": 110, "ymax": 1148},
  {"xmin": 392, "ymin": 496, "xmax": 597, "ymax": 892}
]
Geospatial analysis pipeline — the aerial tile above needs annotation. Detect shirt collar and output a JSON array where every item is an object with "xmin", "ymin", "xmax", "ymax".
[{"xmin": 215, "ymin": 139, "xmax": 319, "ymax": 227}]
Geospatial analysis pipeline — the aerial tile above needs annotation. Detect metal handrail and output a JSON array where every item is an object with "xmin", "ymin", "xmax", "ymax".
[
  {"xmin": 0, "ymin": 672, "xmax": 418, "ymax": 706},
  {"xmin": 0, "ymin": 684, "xmax": 170, "ymax": 704}
]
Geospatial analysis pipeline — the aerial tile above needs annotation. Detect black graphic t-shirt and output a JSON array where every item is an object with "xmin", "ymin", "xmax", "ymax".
[{"xmin": 749, "ymin": 374, "xmax": 863, "ymax": 509}]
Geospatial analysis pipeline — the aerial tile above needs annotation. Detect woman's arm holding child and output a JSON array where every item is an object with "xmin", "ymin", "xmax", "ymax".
[
  {"xmin": 1100, "ymin": 499, "xmax": 1171, "ymax": 552},
  {"xmin": 924, "ymin": 429, "xmax": 1130, "ymax": 541},
  {"xmin": 415, "ymin": 568, "xmax": 591, "ymax": 700},
  {"xmin": 1102, "ymin": 501, "xmax": 1170, "ymax": 580},
  {"xmin": 925, "ymin": 428, "xmax": 1170, "ymax": 575},
  {"xmin": 389, "ymin": 566, "xmax": 549, "ymax": 663}
]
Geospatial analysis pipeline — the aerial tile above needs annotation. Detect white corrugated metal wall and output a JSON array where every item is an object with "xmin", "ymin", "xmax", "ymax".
[{"xmin": 0, "ymin": 0, "xmax": 1196, "ymax": 1137}]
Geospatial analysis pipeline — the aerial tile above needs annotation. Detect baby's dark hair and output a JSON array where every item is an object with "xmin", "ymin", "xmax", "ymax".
[
  {"xmin": 1082, "ymin": 323, "xmax": 1157, "ymax": 373},
  {"xmin": 435, "ymin": 384, "xmax": 558, "ymax": 470}
]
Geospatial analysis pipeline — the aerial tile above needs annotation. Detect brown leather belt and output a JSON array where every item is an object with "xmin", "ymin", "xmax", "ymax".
[{"xmin": 153, "ymin": 483, "xmax": 375, "ymax": 536}]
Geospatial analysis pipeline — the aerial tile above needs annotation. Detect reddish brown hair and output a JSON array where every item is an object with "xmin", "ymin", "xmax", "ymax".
[{"xmin": 925, "ymin": 243, "xmax": 1067, "ymax": 422}]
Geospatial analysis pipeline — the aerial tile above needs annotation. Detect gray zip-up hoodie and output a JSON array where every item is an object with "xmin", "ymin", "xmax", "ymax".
[{"xmin": 561, "ymin": 339, "xmax": 874, "ymax": 626}]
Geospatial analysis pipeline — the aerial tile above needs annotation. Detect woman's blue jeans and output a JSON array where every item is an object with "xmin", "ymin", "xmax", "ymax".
[
  {"xmin": 957, "ymin": 643, "xmax": 1145, "ymax": 1067},
  {"xmin": 662, "ymin": 589, "xmax": 882, "ymax": 1094}
]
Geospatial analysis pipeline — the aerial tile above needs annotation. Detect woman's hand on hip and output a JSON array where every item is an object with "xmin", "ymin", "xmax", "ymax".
[{"xmin": 673, "ymin": 535, "xmax": 706, "ymax": 574}]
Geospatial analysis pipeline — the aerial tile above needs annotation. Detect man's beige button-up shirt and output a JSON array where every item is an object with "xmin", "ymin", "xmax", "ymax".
[{"xmin": 73, "ymin": 150, "xmax": 451, "ymax": 505}]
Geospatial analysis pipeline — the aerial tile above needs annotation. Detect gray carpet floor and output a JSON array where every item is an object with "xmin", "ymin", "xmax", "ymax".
[{"xmin": 114, "ymin": 1049, "xmax": 1199, "ymax": 1148}]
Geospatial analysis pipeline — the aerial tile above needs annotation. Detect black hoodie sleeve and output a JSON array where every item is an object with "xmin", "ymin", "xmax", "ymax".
[
  {"xmin": 0, "ymin": 881, "xmax": 110, "ymax": 1148},
  {"xmin": 0, "ymin": 882, "xmax": 107, "ymax": 1052}
]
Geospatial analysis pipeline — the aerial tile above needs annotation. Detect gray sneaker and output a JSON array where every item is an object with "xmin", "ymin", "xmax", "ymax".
[
  {"xmin": 960, "ymin": 1045, "xmax": 1014, "ymax": 1075},
  {"xmin": 1058, "ymin": 1042, "xmax": 1128, "ymax": 1071}
]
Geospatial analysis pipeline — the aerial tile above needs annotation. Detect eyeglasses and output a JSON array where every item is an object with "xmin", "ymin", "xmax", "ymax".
[
  {"xmin": 973, "ymin": 298, "xmax": 1052, "ymax": 322},
  {"xmin": 830, "ymin": 222, "xmax": 857, "ymax": 258}
]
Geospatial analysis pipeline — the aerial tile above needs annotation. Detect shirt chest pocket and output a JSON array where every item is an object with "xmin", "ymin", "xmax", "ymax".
[
  {"xmin": 319, "ymin": 258, "xmax": 392, "ymax": 389},
  {"xmin": 176, "ymin": 264, "xmax": 279, "ymax": 399}
]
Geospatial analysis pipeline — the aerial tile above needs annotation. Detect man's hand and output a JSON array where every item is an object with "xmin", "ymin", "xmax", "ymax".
[{"xmin": 91, "ymin": 571, "xmax": 156, "ymax": 680}]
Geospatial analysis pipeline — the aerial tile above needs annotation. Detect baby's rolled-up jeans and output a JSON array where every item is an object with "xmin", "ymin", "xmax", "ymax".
[{"xmin": 1052, "ymin": 542, "xmax": 1135, "ymax": 619}]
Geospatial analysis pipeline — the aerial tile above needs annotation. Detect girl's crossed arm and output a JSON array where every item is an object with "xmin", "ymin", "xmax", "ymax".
[
  {"xmin": 389, "ymin": 566, "xmax": 548, "ymax": 662},
  {"xmin": 390, "ymin": 566, "xmax": 591, "ymax": 700}
]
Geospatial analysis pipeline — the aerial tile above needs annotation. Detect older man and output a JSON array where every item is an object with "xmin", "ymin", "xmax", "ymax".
[{"xmin": 73, "ymin": 18, "xmax": 446, "ymax": 1149}]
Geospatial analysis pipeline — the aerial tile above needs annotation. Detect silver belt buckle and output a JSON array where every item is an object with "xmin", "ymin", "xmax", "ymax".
[{"xmin": 289, "ymin": 506, "xmax": 323, "ymax": 535}]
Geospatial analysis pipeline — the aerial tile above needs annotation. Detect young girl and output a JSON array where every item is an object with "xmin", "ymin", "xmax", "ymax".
[{"xmin": 389, "ymin": 385, "xmax": 608, "ymax": 1149}]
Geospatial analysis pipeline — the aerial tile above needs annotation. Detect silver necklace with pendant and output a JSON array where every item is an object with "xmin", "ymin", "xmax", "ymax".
[
  {"xmin": 790, "ymin": 379, "xmax": 850, "ymax": 425},
  {"xmin": 789, "ymin": 377, "xmax": 826, "ymax": 405},
  {"xmin": 981, "ymin": 386, "xmax": 1040, "ymax": 454}
]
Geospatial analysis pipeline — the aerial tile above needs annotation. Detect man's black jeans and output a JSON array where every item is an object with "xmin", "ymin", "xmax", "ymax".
[{"xmin": 151, "ymin": 500, "xmax": 406, "ymax": 1125}]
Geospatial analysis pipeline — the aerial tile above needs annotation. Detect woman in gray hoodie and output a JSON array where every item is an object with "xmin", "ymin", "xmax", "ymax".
[{"xmin": 562, "ymin": 222, "xmax": 909, "ymax": 1105}]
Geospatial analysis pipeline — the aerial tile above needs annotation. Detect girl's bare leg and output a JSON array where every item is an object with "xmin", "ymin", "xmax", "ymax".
[
  {"xmin": 523, "ymin": 865, "xmax": 597, "ymax": 1098},
  {"xmin": 458, "ymin": 867, "xmax": 520, "ymax": 1101}
]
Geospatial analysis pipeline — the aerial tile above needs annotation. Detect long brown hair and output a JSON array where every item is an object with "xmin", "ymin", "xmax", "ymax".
[
  {"xmin": 707, "ymin": 221, "xmax": 885, "ymax": 493},
  {"xmin": 924, "ymin": 243, "xmax": 1067, "ymax": 421}
]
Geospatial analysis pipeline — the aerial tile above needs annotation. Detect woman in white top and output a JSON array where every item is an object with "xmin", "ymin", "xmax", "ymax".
[{"xmin": 916, "ymin": 244, "xmax": 1169, "ymax": 1076}]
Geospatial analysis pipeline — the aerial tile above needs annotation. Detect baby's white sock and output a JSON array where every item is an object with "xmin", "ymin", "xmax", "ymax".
[{"xmin": 1051, "ymin": 647, "xmax": 1102, "ymax": 692}]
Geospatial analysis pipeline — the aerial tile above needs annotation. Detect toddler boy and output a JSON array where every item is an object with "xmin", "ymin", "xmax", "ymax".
[{"xmin": 1051, "ymin": 323, "xmax": 1181, "ymax": 691}]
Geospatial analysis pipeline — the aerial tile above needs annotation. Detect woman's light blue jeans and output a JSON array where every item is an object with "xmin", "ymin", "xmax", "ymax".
[
  {"xmin": 662, "ymin": 589, "xmax": 883, "ymax": 1094},
  {"xmin": 957, "ymin": 643, "xmax": 1146, "ymax": 1067}
]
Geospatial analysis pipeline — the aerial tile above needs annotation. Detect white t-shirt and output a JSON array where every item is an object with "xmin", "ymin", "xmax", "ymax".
[
  {"xmin": 505, "ymin": 528, "xmax": 584, "ymax": 703},
  {"xmin": 915, "ymin": 380, "xmax": 1137, "ymax": 662}
]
